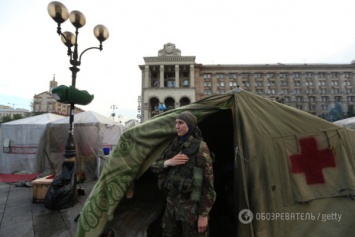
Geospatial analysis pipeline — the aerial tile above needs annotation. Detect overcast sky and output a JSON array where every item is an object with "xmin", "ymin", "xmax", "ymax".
[{"xmin": 1, "ymin": 0, "xmax": 355, "ymax": 122}]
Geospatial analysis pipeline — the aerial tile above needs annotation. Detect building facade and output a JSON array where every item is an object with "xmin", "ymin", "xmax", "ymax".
[
  {"xmin": 33, "ymin": 75, "xmax": 84, "ymax": 115},
  {"xmin": 0, "ymin": 108, "xmax": 30, "ymax": 122},
  {"xmin": 139, "ymin": 43, "xmax": 355, "ymax": 122}
]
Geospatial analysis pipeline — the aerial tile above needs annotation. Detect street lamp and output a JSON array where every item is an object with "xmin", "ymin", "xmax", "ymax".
[
  {"xmin": 110, "ymin": 104, "xmax": 117, "ymax": 121},
  {"xmin": 48, "ymin": 1, "xmax": 109, "ymax": 163}
]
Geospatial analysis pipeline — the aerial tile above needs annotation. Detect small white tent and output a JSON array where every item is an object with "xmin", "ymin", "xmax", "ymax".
[
  {"xmin": 36, "ymin": 111, "xmax": 125, "ymax": 180},
  {"xmin": 0, "ymin": 113, "xmax": 65, "ymax": 174},
  {"xmin": 333, "ymin": 116, "xmax": 355, "ymax": 130}
]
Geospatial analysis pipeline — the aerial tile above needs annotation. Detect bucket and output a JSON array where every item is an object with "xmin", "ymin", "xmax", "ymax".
[{"xmin": 103, "ymin": 147, "xmax": 110, "ymax": 155}]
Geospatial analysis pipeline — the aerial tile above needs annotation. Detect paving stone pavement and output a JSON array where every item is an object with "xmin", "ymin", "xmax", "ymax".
[{"xmin": 0, "ymin": 180, "xmax": 96, "ymax": 237}]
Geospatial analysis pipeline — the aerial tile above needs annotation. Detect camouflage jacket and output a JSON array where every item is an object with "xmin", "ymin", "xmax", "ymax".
[{"xmin": 151, "ymin": 136, "xmax": 216, "ymax": 221}]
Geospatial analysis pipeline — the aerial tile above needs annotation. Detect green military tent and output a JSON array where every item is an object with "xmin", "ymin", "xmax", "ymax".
[{"xmin": 75, "ymin": 89, "xmax": 355, "ymax": 237}]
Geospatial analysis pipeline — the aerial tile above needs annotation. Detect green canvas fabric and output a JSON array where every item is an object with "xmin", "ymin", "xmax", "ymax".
[
  {"xmin": 234, "ymin": 91, "xmax": 355, "ymax": 236},
  {"xmin": 75, "ymin": 94, "xmax": 231, "ymax": 237},
  {"xmin": 75, "ymin": 90, "xmax": 355, "ymax": 237}
]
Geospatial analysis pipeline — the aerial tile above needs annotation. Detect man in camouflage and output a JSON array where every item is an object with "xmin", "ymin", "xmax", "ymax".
[{"xmin": 151, "ymin": 111, "xmax": 216, "ymax": 236}]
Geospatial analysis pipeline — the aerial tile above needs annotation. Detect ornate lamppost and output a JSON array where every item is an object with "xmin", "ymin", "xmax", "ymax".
[{"xmin": 48, "ymin": 1, "xmax": 109, "ymax": 164}]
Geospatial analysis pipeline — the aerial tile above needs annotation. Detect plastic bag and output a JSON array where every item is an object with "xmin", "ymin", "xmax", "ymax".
[{"xmin": 44, "ymin": 162, "xmax": 77, "ymax": 210}]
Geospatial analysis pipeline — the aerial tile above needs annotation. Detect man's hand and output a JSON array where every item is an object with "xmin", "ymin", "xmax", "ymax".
[{"xmin": 198, "ymin": 215, "xmax": 208, "ymax": 233}]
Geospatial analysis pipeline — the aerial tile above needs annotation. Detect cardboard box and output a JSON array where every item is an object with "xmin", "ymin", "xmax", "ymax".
[{"xmin": 32, "ymin": 176, "xmax": 53, "ymax": 203}]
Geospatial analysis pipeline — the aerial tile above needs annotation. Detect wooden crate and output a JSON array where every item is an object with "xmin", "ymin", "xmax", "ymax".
[{"xmin": 32, "ymin": 176, "xmax": 53, "ymax": 203}]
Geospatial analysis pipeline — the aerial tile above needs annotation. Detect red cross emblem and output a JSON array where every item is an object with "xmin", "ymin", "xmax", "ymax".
[{"xmin": 289, "ymin": 137, "xmax": 336, "ymax": 185}]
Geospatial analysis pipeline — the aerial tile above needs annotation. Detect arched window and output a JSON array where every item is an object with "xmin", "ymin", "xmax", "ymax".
[
  {"xmin": 149, "ymin": 97, "xmax": 159, "ymax": 118},
  {"xmin": 180, "ymin": 97, "xmax": 190, "ymax": 107},
  {"xmin": 164, "ymin": 97, "xmax": 175, "ymax": 111}
]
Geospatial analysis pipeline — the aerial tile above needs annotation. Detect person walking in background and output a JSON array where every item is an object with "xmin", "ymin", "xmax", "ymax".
[{"xmin": 151, "ymin": 111, "xmax": 216, "ymax": 236}]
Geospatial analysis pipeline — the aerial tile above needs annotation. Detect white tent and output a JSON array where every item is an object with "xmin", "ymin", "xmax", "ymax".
[
  {"xmin": 36, "ymin": 111, "xmax": 125, "ymax": 180},
  {"xmin": 0, "ymin": 113, "xmax": 65, "ymax": 174},
  {"xmin": 333, "ymin": 116, "xmax": 355, "ymax": 130}
]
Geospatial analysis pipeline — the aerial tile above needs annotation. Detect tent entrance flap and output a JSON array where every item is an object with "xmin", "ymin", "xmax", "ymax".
[
  {"xmin": 103, "ymin": 109, "xmax": 237, "ymax": 236},
  {"xmin": 199, "ymin": 109, "xmax": 237, "ymax": 236}
]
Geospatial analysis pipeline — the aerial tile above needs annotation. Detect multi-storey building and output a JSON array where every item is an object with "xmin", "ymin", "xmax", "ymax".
[
  {"xmin": 32, "ymin": 75, "xmax": 84, "ymax": 115},
  {"xmin": 139, "ymin": 43, "xmax": 355, "ymax": 122}
]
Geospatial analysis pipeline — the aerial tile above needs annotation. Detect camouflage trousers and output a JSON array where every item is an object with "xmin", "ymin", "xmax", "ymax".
[{"xmin": 162, "ymin": 207, "xmax": 209, "ymax": 237}]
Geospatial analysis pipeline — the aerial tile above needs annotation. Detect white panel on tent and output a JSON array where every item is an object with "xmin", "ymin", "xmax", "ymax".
[{"xmin": 0, "ymin": 113, "xmax": 65, "ymax": 174}]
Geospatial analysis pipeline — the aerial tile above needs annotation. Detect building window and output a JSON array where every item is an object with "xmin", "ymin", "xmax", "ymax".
[
  {"xmin": 331, "ymin": 72, "xmax": 339, "ymax": 78},
  {"xmin": 318, "ymin": 72, "xmax": 326, "ymax": 78},
  {"xmin": 296, "ymin": 96, "xmax": 303, "ymax": 102},
  {"xmin": 309, "ymin": 104, "xmax": 316, "ymax": 110},
  {"xmin": 348, "ymin": 96, "xmax": 355, "ymax": 102},
  {"xmin": 217, "ymin": 81, "xmax": 225, "ymax": 87},
  {"xmin": 280, "ymin": 73, "xmax": 288, "ymax": 78},
  {"xmin": 217, "ymin": 89, "xmax": 225, "ymax": 94},
  {"xmin": 335, "ymin": 96, "xmax": 342, "ymax": 102},
  {"xmin": 293, "ymin": 73, "xmax": 301, "ymax": 78},
  {"xmin": 305, "ymin": 81, "xmax": 313, "ymax": 86},
  {"xmin": 294, "ymin": 81, "xmax": 301, "ymax": 87},
  {"xmin": 321, "ymin": 104, "xmax": 329, "ymax": 111},
  {"xmin": 216, "ymin": 73, "xmax": 225, "ymax": 79},
  {"xmin": 309, "ymin": 96, "xmax": 316, "ymax": 102},
  {"xmin": 242, "ymin": 81, "xmax": 250, "ymax": 87},
  {"xmin": 166, "ymin": 81, "xmax": 175, "ymax": 88},
  {"xmin": 204, "ymin": 89, "xmax": 212, "ymax": 95},
  {"xmin": 280, "ymin": 89, "xmax": 288, "ymax": 94},
  {"xmin": 332, "ymin": 88, "xmax": 339, "ymax": 94},
  {"xmin": 319, "ymin": 88, "xmax": 326, "ymax": 94},
  {"xmin": 204, "ymin": 81, "xmax": 212, "ymax": 87},
  {"xmin": 296, "ymin": 105, "xmax": 303, "ymax": 110},
  {"xmin": 268, "ymin": 81, "xmax": 275, "ymax": 87},
  {"xmin": 256, "ymin": 89, "xmax": 263, "ymax": 94},
  {"xmin": 344, "ymin": 72, "xmax": 351, "ymax": 78},
  {"xmin": 345, "ymin": 80, "xmax": 351, "ymax": 86},
  {"xmin": 306, "ymin": 89, "xmax": 314, "ymax": 94},
  {"xmin": 331, "ymin": 81, "xmax": 339, "ymax": 86},
  {"xmin": 268, "ymin": 89, "xmax": 275, "ymax": 94},
  {"xmin": 203, "ymin": 73, "xmax": 212, "ymax": 80},
  {"xmin": 152, "ymin": 79, "xmax": 158, "ymax": 87},
  {"xmin": 294, "ymin": 89, "xmax": 301, "ymax": 94},
  {"xmin": 280, "ymin": 80, "xmax": 288, "ymax": 87},
  {"xmin": 346, "ymin": 88, "xmax": 353, "ymax": 94},
  {"xmin": 321, "ymin": 96, "xmax": 329, "ymax": 103},
  {"xmin": 255, "ymin": 73, "xmax": 263, "ymax": 78},
  {"xmin": 318, "ymin": 80, "xmax": 326, "ymax": 86},
  {"xmin": 284, "ymin": 97, "xmax": 291, "ymax": 103},
  {"xmin": 229, "ymin": 73, "xmax": 237, "ymax": 79},
  {"xmin": 255, "ymin": 81, "xmax": 263, "ymax": 87},
  {"xmin": 267, "ymin": 73, "xmax": 275, "ymax": 78},
  {"xmin": 242, "ymin": 73, "xmax": 249, "ymax": 79},
  {"xmin": 305, "ymin": 72, "xmax": 313, "ymax": 78},
  {"xmin": 229, "ymin": 81, "xmax": 238, "ymax": 87},
  {"xmin": 164, "ymin": 72, "xmax": 175, "ymax": 88}
]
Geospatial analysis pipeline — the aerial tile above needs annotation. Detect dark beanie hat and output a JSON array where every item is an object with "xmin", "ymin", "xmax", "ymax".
[{"xmin": 176, "ymin": 111, "xmax": 197, "ymax": 126}]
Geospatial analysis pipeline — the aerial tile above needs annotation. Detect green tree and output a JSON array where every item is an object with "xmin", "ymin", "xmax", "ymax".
[
  {"xmin": 1, "ymin": 115, "xmax": 12, "ymax": 123},
  {"xmin": 347, "ymin": 105, "xmax": 355, "ymax": 118},
  {"xmin": 327, "ymin": 103, "xmax": 345, "ymax": 122},
  {"xmin": 13, "ymin": 114, "xmax": 23, "ymax": 120}
]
